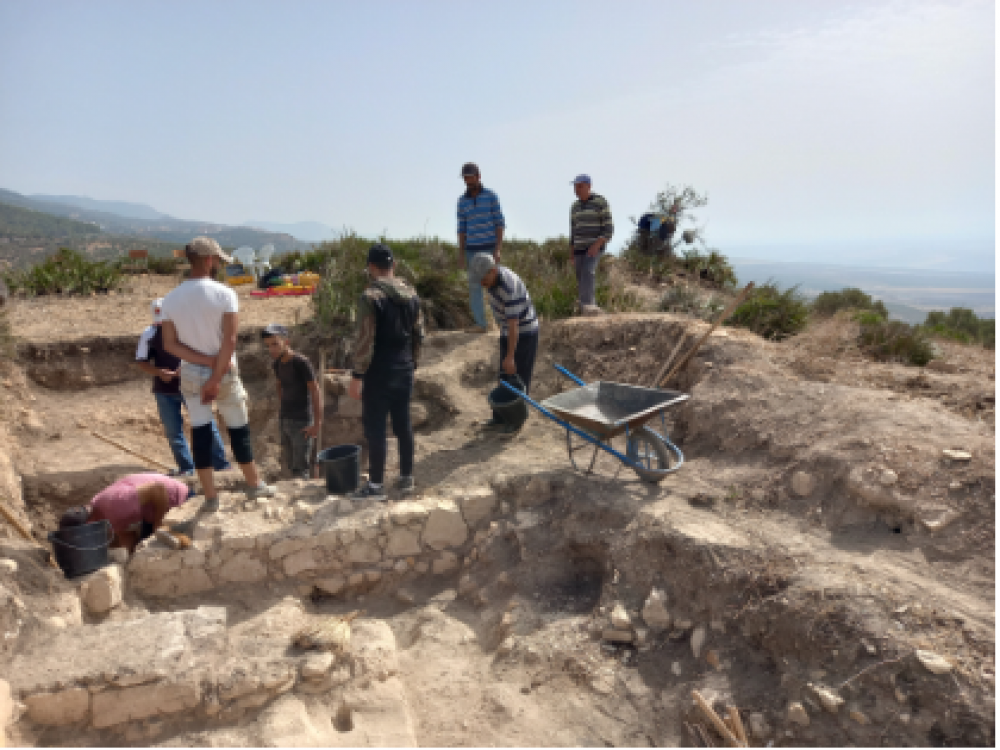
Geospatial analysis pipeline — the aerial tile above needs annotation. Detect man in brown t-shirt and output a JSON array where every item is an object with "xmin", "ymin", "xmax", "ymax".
[{"xmin": 262, "ymin": 324, "xmax": 322, "ymax": 479}]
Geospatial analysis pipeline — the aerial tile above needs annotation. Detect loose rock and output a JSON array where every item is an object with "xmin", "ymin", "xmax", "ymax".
[
  {"xmin": 915, "ymin": 650, "xmax": 953, "ymax": 675},
  {"xmin": 641, "ymin": 588, "xmax": 672, "ymax": 630},
  {"xmin": 787, "ymin": 701, "xmax": 810, "ymax": 726},
  {"xmin": 690, "ymin": 625, "xmax": 707, "ymax": 658},
  {"xmin": 808, "ymin": 683, "xmax": 844, "ymax": 713},
  {"xmin": 300, "ymin": 652, "xmax": 334, "ymax": 680},
  {"xmin": 610, "ymin": 603, "xmax": 631, "ymax": 629},
  {"xmin": 791, "ymin": 470, "xmax": 816, "ymax": 497}
]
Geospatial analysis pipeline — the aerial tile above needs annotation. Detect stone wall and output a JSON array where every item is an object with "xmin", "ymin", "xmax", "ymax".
[{"xmin": 129, "ymin": 481, "xmax": 500, "ymax": 600}]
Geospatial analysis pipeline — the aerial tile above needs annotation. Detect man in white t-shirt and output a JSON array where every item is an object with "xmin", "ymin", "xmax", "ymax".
[{"xmin": 160, "ymin": 237, "xmax": 275, "ymax": 511}]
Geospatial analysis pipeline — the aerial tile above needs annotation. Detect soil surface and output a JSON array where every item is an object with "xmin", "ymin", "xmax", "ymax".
[{"xmin": 0, "ymin": 283, "xmax": 994, "ymax": 747}]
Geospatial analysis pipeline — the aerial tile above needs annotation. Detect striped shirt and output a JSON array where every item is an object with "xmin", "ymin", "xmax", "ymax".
[
  {"xmin": 457, "ymin": 186, "xmax": 505, "ymax": 248},
  {"xmin": 487, "ymin": 266, "xmax": 539, "ymax": 336},
  {"xmin": 570, "ymin": 192, "xmax": 614, "ymax": 255}
]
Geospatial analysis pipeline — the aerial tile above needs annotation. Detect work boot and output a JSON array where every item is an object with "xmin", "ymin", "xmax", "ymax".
[{"xmin": 351, "ymin": 480, "xmax": 386, "ymax": 502}]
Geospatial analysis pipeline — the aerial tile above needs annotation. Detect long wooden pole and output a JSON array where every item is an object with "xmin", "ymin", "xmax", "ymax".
[
  {"xmin": 90, "ymin": 430, "xmax": 173, "ymax": 471},
  {"xmin": 658, "ymin": 282, "xmax": 754, "ymax": 388},
  {"xmin": 0, "ymin": 494, "xmax": 35, "ymax": 543},
  {"xmin": 312, "ymin": 349, "xmax": 326, "ymax": 479},
  {"xmin": 691, "ymin": 690, "xmax": 744, "ymax": 747},
  {"xmin": 650, "ymin": 333, "xmax": 690, "ymax": 389}
]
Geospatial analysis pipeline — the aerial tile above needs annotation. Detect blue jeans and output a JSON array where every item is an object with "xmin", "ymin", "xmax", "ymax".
[
  {"xmin": 154, "ymin": 393, "xmax": 229, "ymax": 473},
  {"xmin": 465, "ymin": 247, "xmax": 493, "ymax": 328}
]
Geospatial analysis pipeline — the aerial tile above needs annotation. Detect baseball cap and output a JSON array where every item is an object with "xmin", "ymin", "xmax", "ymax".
[
  {"xmin": 261, "ymin": 323, "xmax": 289, "ymax": 338},
  {"xmin": 150, "ymin": 297, "xmax": 165, "ymax": 323},
  {"xmin": 468, "ymin": 252, "xmax": 496, "ymax": 284},
  {"xmin": 366, "ymin": 243, "xmax": 394, "ymax": 268},
  {"xmin": 460, "ymin": 162, "xmax": 480, "ymax": 177},
  {"xmin": 571, "ymin": 174, "xmax": 592, "ymax": 185},
  {"xmin": 185, "ymin": 236, "xmax": 233, "ymax": 264}
]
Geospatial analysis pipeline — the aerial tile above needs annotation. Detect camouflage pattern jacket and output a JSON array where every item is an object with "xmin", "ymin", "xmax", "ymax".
[{"xmin": 351, "ymin": 277, "xmax": 425, "ymax": 377}]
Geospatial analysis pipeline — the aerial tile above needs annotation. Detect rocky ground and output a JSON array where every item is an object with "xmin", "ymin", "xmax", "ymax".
[{"xmin": 0, "ymin": 278, "xmax": 994, "ymax": 747}]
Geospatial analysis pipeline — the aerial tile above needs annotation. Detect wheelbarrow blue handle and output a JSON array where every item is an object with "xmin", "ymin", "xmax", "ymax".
[{"xmin": 554, "ymin": 364, "xmax": 586, "ymax": 386}]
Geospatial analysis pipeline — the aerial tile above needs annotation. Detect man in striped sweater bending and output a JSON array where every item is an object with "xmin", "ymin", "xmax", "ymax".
[{"xmin": 468, "ymin": 253, "xmax": 539, "ymax": 434}]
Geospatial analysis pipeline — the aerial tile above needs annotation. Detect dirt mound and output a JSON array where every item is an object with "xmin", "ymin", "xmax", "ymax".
[{"xmin": 0, "ymin": 303, "xmax": 994, "ymax": 746}]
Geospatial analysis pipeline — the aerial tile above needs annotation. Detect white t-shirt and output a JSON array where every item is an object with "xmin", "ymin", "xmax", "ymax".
[{"xmin": 160, "ymin": 278, "xmax": 239, "ymax": 362}]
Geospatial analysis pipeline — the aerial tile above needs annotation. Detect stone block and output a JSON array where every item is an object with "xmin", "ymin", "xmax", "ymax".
[
  {"xmin": 389, "ymin": 501, "xmax": 429, "ymax": 526},
  {"xmin": 284, "ymin": 549, "xmax": 318, "ymax": 577},
  {"xmin": 641, "ymin": 588, "xmax": 672, "ymax": 630},
  {"xmin": 432, "ymin": 551, "xmax": 459, "ymax": 575},
  {"xmin": 422, "ymin": 499, "xmax": 468, "ymax": 550},
  {"xmin": 80, "ymin": 565, "xmax": 123, "ymax": 614},
  {"xmin": 347, "ymin": 541, "xmax": 381, "ymax": 565},
  {"xmin": 91, "ymin": 681, "xmax": 200, "ymax": 728},
  {"xmin": 173, "ymin": 569, "xmax": 215, "ymax": 597},
  {"xmin": 217, "ymin": 554, "xmax": 267, "ymax": 583},
  {"xmin": 25, "ymin": 687, "xmax": 90, "ymax": 726},
  {"xmin": 386, "ymin": 527, "xmax": 422, "ymax": 557},
  {"xmin": 457, "ymin": 488, "xmax": 497, "ymax": 527},
  {"xmin": 791, "ymin": 470, "xmax": 816, "ymax": 497},
  {"xmin": 315, "ymin": 575, "xmax": 346, "ymax": 596}
]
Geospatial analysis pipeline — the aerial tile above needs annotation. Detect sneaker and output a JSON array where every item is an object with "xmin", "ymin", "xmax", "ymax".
[
  {"xmin": 167, "ymin": 468, "xmax": 194, "ymax": 478},
  {"xmin": 351, "ymin": 481, "xmax": 386, "ymax": 502},
  {"xmin": 202, "ymin": 496, "xmax": 220, "ymax": 513},
  {"xmin": 395, "ymin": 476, "xmax": 415, "ymax": 494},
  {"xmin": 245, "ymin": 483, "xmax": 277, "ymax": 500}
]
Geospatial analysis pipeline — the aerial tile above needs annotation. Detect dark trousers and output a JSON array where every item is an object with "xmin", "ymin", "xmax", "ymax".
[
  {"xmin": 495, "ymin": 332, "xmax": 538, "ymax": 418},
  {"xmin": 362, "ymin": 367, "xmax": 414, "ymax": 485}
]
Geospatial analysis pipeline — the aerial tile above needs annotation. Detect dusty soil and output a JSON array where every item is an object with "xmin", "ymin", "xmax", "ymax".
[{"xmin": 0, "ymin": 286, "xmax": 994, "ymax": 747}]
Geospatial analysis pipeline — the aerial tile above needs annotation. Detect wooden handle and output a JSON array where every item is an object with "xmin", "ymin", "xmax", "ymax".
[
  {"xmin": 0, "ymin": 494, "xmax": 35, "ymax": 543},
  {"xmin": 91, "ymin": 431, "xmax": 173, "ymax": 471},
  {"xmin": 727, "ymin": 706, "xmax": 748, "ymax": 745},
  {"xmin": 659, "ymin": 283, "xmax": 754, "ymax": 388},
  {"xmin": 650, "ymin": 333, "xmax": 690, "ymax": 389},
  {"xmin": 692, "ymin": 690, "xmax": 744, "ymax": 747}
]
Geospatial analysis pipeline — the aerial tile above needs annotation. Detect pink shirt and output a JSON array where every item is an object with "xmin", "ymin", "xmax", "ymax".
[{"xmin": 89, "ymin": 473, "xmax": 188, "ymax": 536}]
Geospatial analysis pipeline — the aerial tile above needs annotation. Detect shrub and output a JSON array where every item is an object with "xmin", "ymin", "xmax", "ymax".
[
  {"xmin": 728, "ymin": 282, "xmax": 809, "ymax": 340},
  {"xmin": 1, "ymin": 247, "xmax": 123, "ymax": 296},
  {"xmin": 146, "ymin": 254, "xmax": 182, "ymax": 275},
  {"xmin": 659, "ymin": 284, "xmax": 725, "ymax": 320},
  {"xmin": 812, "ymin": 287, "xmax": 888, "ymax": 319},
  {"xmin": 922, "ymin": 308, "xmax": 994, "ymax": 349},
  {"xmin": 859, "ymin": 319, "xmax": 935, "ymax": 366},
  {"xmin": 311, "ymin": 233, "xmax": 641, "ymax": 331}
]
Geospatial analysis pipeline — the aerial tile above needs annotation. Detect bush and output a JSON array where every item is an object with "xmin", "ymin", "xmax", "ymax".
[
  {"xmin": 1, "ymin": 247, "xmax": 123, "ymax": 296},
  {"xmin": 146, "ymin": 254, "xmax": 182, "ymax": 275},
  {"xmin": 311, "ymin": 233, "xmax": 641, "ymax": 330},
  {"xmin": 728, "ymin": 282, "xmax": 809, "ymax": 340},
  {"xmin": 859, "ymin": 319, "xmax": 935, "ymax": 366},
  {"xmin": 659, "ymin": 284, "xmax": 724, "ymax": 320},
  {"xmin": 922, "ymin": 308, "xmax": 994, "ymax": 349},
  {"xmin": 812, "ymin": 287, "xmax": 888, "ymax": 319}
]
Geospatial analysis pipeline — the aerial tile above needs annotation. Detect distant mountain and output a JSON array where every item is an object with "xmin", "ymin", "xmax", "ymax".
[
  {"xmin": 243, "ymin": 220, "xmax": 339, "ymax": 243},
  {"xmin": 0, "ymin": 187, "xmax": 309, "ymax": 256},
  {"xmin": 31, "ymin": 194, "xmax": 169, "ymax": 221},
  {"xmin": 0, "ymin": 201, "xmax": 100, "ymax": 239}
]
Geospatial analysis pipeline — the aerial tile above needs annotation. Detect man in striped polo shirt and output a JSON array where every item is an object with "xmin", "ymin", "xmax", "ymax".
[
  {"xmin": 468, "ymin": 252, "xmax": 539, "ymax": 433},
  {"xmin": 457, "ymin": 163, "xmax": 505, "ymax": 333},
  {"xmin": 569, "ymin": 174, "xmax": 614, "ymax": 315}
]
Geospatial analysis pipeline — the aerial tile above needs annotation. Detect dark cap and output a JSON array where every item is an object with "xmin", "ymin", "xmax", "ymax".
[
  {"xmin": 460, "ymin": 162, "xmax": 480, "ymax": 177},
  {"xmin": 261, "ymin": 323, "xmax": 289, "ymax": 338},
  {"xmin": 367, "ymin": 242, "xmax": 394, "ymax": 268}
]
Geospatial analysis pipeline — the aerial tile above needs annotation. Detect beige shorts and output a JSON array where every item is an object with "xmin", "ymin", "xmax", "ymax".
[{"xmin": 179, "ymin": 363, "xmax": 249, "ymax": 429}]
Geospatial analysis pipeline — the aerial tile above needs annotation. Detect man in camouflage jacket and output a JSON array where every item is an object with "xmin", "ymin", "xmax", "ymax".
[{"xmin": 347, "ymin": 243, "xmax": 425, "ymax": 500}]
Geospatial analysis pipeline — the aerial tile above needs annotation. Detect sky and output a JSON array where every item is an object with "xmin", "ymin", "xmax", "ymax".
[{"xmin": 0, "ymin": 0, "xmax": 994, "ymax": 270}]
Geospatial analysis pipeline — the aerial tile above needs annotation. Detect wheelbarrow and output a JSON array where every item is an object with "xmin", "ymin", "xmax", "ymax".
[{"xmin": 500, "ymin": 365, "xmax": 688, "ymax": 483}]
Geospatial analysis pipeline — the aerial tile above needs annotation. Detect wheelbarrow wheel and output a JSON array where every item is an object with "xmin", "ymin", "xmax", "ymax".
[{"xmin": 627, "ymin": 426, "xmax": 677, "ymax": 483}]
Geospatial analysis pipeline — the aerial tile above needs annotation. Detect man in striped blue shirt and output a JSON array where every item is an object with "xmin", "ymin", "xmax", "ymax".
[
  {"xmin": 457, "ymin": 163, "xmax": 505, "ymax": 333},
  {"xmin": 468, "ymin": 253, "xmax": 538, "ymax": 432}
]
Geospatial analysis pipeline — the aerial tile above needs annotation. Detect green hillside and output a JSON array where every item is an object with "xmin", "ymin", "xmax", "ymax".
[{"xmin": 0, "ymin": 201, "xmax": 101, "ymax": 239}]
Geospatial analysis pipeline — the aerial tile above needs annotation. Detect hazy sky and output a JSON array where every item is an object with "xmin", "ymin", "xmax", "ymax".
[{"xmin": 0, "ymin": 0, "xmax": 994, "ymax": 269}]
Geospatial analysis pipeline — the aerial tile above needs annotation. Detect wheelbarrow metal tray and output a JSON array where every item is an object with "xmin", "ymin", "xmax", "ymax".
[{"xmin": 540, "ymin": 382, "xmax": 688, "ymax": 438}]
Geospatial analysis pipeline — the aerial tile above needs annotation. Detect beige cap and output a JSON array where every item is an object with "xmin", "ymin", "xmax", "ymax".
[{"xmin": 186, "ymin": 236, "xmax": 232, "ymax": 264}]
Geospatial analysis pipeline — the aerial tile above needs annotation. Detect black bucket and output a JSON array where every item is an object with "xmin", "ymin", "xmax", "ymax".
[
  {"xmin": 48, "ymin": 520, "xmax": 113, "ymax": 580},
  {"xmin": 488, "ymin": 374, "xmax": 529, "ymax": 431},
  {"xmin": 318, "ymin": 444, "xmax": 361, "ymax": 494}
]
